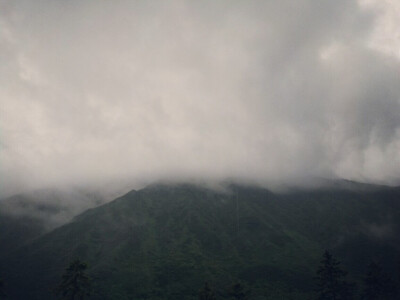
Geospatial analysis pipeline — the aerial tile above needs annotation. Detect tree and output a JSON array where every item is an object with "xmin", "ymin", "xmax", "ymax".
[
  {"xmin": 362, "ymin": 262, "xmax": 396, "ymax": 300},
  {"xmin": 198, "ymin": 282, "xmax": 216, "ymax": 300},
  {"xmin": 228, "ymin": 282, "xmax": 250, "ymax": 300},
  {"xmin": 56, "ymin": 259, "xmax": 91, "ymax": 300},
  {"xmin": 315, "ymin": 250, "xmax": 354, "ymax": 300}
]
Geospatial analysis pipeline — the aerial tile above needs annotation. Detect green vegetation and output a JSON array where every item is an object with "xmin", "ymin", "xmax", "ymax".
[{"xmin": 0, "ymin": 182, "xmax": 399, "ymax": 299}]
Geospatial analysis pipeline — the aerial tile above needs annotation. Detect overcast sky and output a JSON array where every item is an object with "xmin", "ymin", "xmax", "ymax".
[{"xmin": 1, "ymin": 0, "xmax": 400, "ymax": 196}]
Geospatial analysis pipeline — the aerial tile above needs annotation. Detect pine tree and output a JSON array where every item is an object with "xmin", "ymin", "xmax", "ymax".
[
  {"xmin": 56, "ymin": 259, "xmax": 91, "ymax": 300},
  {"xmin": 315, "ymin": 250, "xmax": 354, "ymax": 300},
  {"xmin": 362, "ymin": 262, "xmax": 396, "ymax": 300},
  {"xmin": 198, "ymin": 282, "xmax": 216, "ymax": 300},
  {"xmin": 228, "ymin": 282, "xmax": 250, "ymax": 300}
]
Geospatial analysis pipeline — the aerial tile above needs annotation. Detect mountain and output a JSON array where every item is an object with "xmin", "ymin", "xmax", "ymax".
[
  {"xmin": 0, "ymin": 182, "xmax": 399, "ymax": 299},
  {"xmin": 0, "ymin": 189, "xmax": 107, "ymax": 257}
]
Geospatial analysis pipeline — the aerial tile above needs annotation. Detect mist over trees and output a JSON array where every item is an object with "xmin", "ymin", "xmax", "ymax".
[{"xmin": 1, "ymin": 0, "xmax": 400, "ymax": 299}]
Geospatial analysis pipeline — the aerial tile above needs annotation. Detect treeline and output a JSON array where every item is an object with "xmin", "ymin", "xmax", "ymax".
[
  {"xmin": 1, "ymin": 251, "xmax": 400, "ymax": 299},
  {"xmin": 199, "ymin": 251, "xmax": 400, "ymax": 300},
  {"xmin": 314, "ymin": 250, "xmax": 399, "ymax": 300}
]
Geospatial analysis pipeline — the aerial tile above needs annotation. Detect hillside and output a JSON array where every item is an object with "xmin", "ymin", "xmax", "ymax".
[
  {"xmin": 0, "ymin": 189, "xmax": 107, "ymax": 257},
  {"xmin": 1, "ymin": 182, "xmax": 400, "ymax": 299}
]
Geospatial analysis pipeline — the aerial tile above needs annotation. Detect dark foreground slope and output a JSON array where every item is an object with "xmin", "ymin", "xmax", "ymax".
[{"xmin": 1, "ymin": 183, "xmax": 400, "ymax": 299}]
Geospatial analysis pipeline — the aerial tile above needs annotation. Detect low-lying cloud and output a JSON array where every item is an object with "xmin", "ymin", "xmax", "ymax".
[{"xmin": 1, "ymin": 0, "xmax": 400, "ymax": 197}]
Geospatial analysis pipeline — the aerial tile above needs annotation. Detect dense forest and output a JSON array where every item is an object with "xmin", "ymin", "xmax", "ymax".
[{"xmin": 1, "ymin": 182, "xmax": 400, "ymax": 299}]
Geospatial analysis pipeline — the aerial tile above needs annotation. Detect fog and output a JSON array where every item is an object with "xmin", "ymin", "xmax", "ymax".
[{"xmin": 1, "ymin": 0, "xmax": 400, "ymax": 198}]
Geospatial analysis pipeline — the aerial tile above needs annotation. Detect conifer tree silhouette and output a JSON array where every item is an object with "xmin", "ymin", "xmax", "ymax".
[
  {"xmin": 315, "ymin": 250, "xmax": 354, "ymax": 300},
  {"xmin": 56, "ymin": 259, "xmax": 91, "ymax": 300}
]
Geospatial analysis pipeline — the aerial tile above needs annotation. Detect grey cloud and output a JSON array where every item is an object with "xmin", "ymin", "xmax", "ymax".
[
  {"xmin": 1, "ymin": 0, "xmax": 400, "ymax": 197},
  {"xmin": 0, "ymin": 188, "xmax": 108, "ymax": 228}
]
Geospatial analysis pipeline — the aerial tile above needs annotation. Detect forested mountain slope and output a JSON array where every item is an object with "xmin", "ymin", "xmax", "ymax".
[{"xmin": 1, "ymin": 182, "xmax": 399, "ymax": 299}]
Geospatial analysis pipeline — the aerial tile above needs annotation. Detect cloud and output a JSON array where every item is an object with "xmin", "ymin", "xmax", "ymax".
[{"xmin": 1, "ymin": 0, "xmax": 400, "ymax": 196}]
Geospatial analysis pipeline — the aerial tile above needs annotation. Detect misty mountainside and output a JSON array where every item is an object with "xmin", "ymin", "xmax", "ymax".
[
  {"xmin": 1, "ymin": 182, "xmax": 400, "ymax": 299},
  {"xmin": 0, "ymin": 189, "xmax": 107, "ymax": 257}
]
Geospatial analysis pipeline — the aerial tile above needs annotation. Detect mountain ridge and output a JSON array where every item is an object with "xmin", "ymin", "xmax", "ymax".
[{"xmin": 1, "ymin": 181, "xmax": 400, "ymax": 299}]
